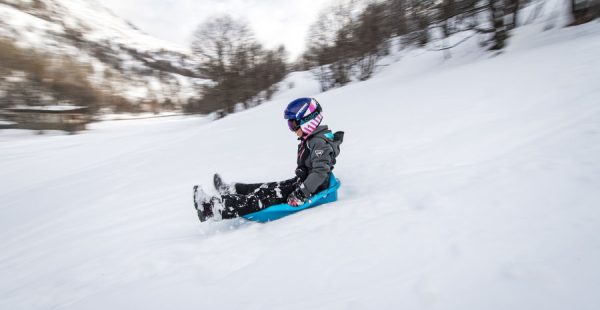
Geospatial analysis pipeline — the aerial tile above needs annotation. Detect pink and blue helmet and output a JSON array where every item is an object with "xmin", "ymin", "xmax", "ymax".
[{"xmin": 284, "ymin": 97, "xmax": 323, "ymax": 136}]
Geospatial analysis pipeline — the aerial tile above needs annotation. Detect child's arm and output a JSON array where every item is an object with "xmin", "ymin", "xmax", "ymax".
[{"xmin": 301, "ymin": 138, "xmax": 334, "ymax": 196}]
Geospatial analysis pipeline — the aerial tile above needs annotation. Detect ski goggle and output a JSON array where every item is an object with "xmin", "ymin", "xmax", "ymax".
[{"xmin": 287, "ymin": 119, "xmax": 300, "ymax": 131}]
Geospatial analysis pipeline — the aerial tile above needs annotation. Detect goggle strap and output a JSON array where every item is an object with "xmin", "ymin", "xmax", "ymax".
[{"xmin": 299, "ymin": 106, "xmax": 321, "ymax": 125}]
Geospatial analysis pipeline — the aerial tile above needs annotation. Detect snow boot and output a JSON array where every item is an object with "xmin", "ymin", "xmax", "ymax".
[
  {"xmin": 210, "ymin": 196, "xmax": 225, "ymax": 221},
  {"xmin": 193, "ymin": 185, "xmax": 214, "ymax": 222},
  {"xmin": 213, "ymin": 173, "xmax": 235, "ymax": 195}
]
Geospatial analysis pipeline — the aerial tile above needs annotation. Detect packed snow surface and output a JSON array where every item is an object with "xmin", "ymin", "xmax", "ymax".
[{"xmin": 2, "ymin": 16, "xmax": 600, "ymax": 310}]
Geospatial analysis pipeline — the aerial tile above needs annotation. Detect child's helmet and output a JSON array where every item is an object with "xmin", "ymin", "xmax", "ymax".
[{"xmin": 284, "ymin": 97, "xmax": 323, "ymax": 136}]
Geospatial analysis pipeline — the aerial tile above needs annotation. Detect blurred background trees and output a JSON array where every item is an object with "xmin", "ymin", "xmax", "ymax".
[
  {"xmin": 2, "ymin": 0, "xmax": 598, "ymax": 120},
  {"xmin": 0, "ymin": 39, "xmax": 101, "ymax": 113},
  {"xmin": 571, "ymin": 0, "xmax": 600, "ymax": 25},
  {"xmin": 301, "ymin": 0, "xmax": 542, "ymax": 91},
  {"xmin": 186, "ymin": 15, "xmax": 288, "ymax": 116}
]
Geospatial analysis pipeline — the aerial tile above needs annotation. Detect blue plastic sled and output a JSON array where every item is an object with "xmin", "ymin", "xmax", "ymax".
[{"xmin": 242, "ymin": 173, "xmax": 341, "ymax": 223}]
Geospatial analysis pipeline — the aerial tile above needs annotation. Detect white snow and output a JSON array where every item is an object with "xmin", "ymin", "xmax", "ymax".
[
  {"xmin": 1, "ymin": 5, "xmax": 600, "ymax": 310},
  {"xmin": 0, "ymin": 120, "xmax": 17, "ymax": 126},
  {"xmin": 7, "ymin": 105, "xmax": 86, "ymax": 111}
]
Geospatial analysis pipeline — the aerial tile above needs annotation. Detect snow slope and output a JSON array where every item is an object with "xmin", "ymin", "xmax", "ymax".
[{"xmin": 2, "ymin": 12, "xmax": 600, "ymax": 310}]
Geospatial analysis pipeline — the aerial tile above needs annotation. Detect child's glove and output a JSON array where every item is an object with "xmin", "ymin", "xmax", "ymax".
[
  {"xmin": 287, "ymin": 186, "xmax": 308, "ymax": 207},
  {"xmin": 295, "ymin": 166, "xmax": 308, "ymax": 180}
]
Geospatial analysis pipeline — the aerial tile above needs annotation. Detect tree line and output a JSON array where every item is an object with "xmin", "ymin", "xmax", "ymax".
[
  {"xmin": 301, "ymin": 0, "xmax": 525, "ymax": 92},
  {"xmin": 3, "ymin": 1, "xmax": 596, "ymax": 117},
  {"xmin": 299, "ymin": 0, "xmax": 599, "ymax": 92}
]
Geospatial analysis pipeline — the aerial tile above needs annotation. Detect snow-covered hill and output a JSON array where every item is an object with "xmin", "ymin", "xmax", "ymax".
[
  {"xmin": 0, "ymin": 0, "xmax": 204, "ymax": 108},
  {"xmin": 1, "ymin": 4, "xmax": 600, "ymax": 310}
]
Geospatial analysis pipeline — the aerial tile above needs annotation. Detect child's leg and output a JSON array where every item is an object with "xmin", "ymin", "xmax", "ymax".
[
  {"xmin": 233, "ymin": 183, "xmax": 263, "ymax": 195},
  {"xmin": 234, "ymin": 177, "xmax": 298, "ymax": 195},
  {"xmin": 219, "ymin": 178, "xmax": 298, "ymax": 219}
]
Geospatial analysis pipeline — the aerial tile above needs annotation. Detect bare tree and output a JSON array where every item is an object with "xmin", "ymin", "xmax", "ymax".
[
  {"xmin": 389, "ymin": 0, "xmax": 409, "ymax": 36},
  {"xmin": 352, "ymin": 2, "xmax": 392, "ymax": 79},
  {"xmin": 191, "ymin": 16, "xmax": 254, "ymax": 113},
  {"xmin": 189, "ymin": 15, "xmax": 288, "ymax": 115},
  {"xmin": 191, "ymin": 15, "xmax": 253, "ymax": 82},
  {"xmin": 303, "ymin": 0, "xmax": 361, "ymax": 90}
]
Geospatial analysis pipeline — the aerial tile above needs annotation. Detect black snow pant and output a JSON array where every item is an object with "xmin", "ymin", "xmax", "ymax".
[{"xmin": 219, "ymin": 177, "xmax": 300, "ymax": 219}]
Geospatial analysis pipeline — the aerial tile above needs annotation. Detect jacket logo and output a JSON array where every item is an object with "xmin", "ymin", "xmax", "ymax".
[{"xmin": 315, "ymin": 150, "xmax": 324, "ymax": 157}]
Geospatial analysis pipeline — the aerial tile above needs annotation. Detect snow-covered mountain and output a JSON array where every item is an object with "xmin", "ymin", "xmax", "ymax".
[
  {"xmin": 0, "ymin": 0, "xmax": 205, "ymax": 110},
  {"xmin": 1, "ymin": 1, "xmax": 600, "ymax": 309}
]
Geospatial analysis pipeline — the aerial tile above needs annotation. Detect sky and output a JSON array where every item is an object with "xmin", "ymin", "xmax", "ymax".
[{"xmin": 96, "ymin": 0, "xmax": 333, "ymax": 60}]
